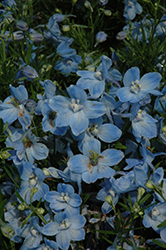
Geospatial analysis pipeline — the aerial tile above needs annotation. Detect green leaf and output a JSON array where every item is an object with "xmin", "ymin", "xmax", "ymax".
[
  {"xmin": 152, "ymin": 239, "xmax": 166, "ymax": 248},
  {"xmin": 157, "ymin": 219, "xmax": 166, "ymax": 228},
  {"xmin": 115, "ymin": 141, "xmax": 127, "ymax": 149}
]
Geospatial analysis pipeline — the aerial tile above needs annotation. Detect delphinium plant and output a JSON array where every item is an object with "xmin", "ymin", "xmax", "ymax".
[{"xmin": 1, "ymin": 0, "xmax": 166, "ymax": 250}]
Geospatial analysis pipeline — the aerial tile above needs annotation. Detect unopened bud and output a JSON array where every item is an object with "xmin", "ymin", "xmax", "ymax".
[
  {"xmin": 36, "ymin": 208, "xmax": 45, "ymax": 214},
  {"xmin": 0, "ymin": 219, "xmax": 15, "ymax": 239},
  {"xmin": 84, "ymin": 1, "xmax": 93, "ymax": 12},
  {"xmin": 18, "ymin": 202, "xmax": 28, "ymax": 211},
  {"xmin": 137, "ymin": 187, "xmax": 146, "ymax": 201},
  {"xmin": 62, "ymin": 25, "xmax": 70, "ymax": 32}
]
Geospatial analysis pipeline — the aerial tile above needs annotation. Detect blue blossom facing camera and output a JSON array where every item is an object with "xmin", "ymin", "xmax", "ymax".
[
  {"xmin": 117, "ymin": 67, "xmax": 162, "ymax": 103},
  {"xmin": 68, "ymin": 138, "xmax": 124, "ymax": 184},
  {"xmin": 45, "ymin": 183, "xmax": 82, "ymax": 216},
  {"xmin": 49, "ymin": 85, "xmax": 106, "ymax": 136},
  {"xmin": 0, "ymin": 85, "xmax": 31, "ymax": 128},
  {"xmin": 124, "ymin": 0, "xmax": 143, "ymax": 21},
  {"xmin": 43, "ymin": 211, "xmax": 86, "ymax": 250}
]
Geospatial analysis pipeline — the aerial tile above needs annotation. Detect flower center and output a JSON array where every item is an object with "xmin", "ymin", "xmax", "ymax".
[
  {"xmin": 70, "ymin": 99, "xmax": 84, "ymax": 112},
  {"xmin": 88, "ymin": 123, "xmax": 99, "ymax": 136},
  {"xmin": 29, "ymin": 173, "xmax": 38, "ymax": 187},
  {"xmin": 23, "ymin": 137, "xmax": 33, "ymax": 148},
  {"xmin": 60, "ymin": 218, "xmax": 70, "ymax": 229},
  {"xmin": 130, "ymin": 80, "xmax": 141, "ymax": 94},
  {"xmin": 60, "ymin": 192, "xmax": 70, "ymax": 203},
  {"xmin": 30, "ymin": 227, "xmax": 40, "ymax": 237},
  {"xmin": 151, "ymin": 207, "xmax": 160, "ymax": 220},
  {"xmin": 94, "ymin": 71, "xmax": 103, "ymax": 81},
  {"xmin": 133, "ymin": 109, "xmax": 146, "ymax": 123}
]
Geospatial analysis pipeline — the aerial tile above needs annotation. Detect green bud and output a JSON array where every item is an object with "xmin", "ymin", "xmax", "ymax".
[
  {"xmin": 42, "ymin": 168, "xmax": 50, "ymax": 176},
  {"xmin": 84, "ymin": 1, "xmax": 93, "ymax": 12},
  {"xmin": 137, "ymin": 187, "xmax": 146, "ymax": 201},
  {"xmin": 36, "ymin": 208, "xmax": 45, "ymax": 214},
  {"xmin": 105, "ymin": 195, "xmax": 114, "ymax": 207},
  {"xmin": 18, "ymin": 202, "xmax": 28, "ymax": 211},
  {"xmin": 30, "ymin": 187, "xmax": 38, "ymax": 198},
  {"xmin": 161, "ymin": 126, "xmax": 166, "ymax": 133},
  {"xmin": 0, "ymin": 219, "xmax": 15, "ymax": 239},
  {"xmin": 62, "ymin": 25, "xmax": 70, "ymax": 32},
  {"xmin": 103, "ymin": 10, "xmax": 112, "ymax": 16},
  {"xmin": 133, "ymin": 202, "xmax": 140, "ymax": 213},
  {"xmin": 0, "ymin": 150, "xmax": 11, "ymax": 160},
  {"xmin": 145, "ymin": 180, "xmax": 155, "ymax": 189}
]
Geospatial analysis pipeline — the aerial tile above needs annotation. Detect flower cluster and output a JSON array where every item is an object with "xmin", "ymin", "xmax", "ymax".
[{"xmin": 1, "ymin": 0, "xmax": 166, "ymax": 250}]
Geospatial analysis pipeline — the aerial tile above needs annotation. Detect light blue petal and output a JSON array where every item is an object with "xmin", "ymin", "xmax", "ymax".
[
  {"xmin": 84, "ymin": 101, "xmax": 106, "ymax": 119},
  {"xmin": 89, "ymin": 80, "xmax": 105, "ymax": 98},
  {"xmin": 68, "ymin": 154, "xmax": 89, "ymax": 173},
  {"xmin": 69, "ymin": 193, "xmax": 82, "ymax": 207},
  {"xmin": 49, "ymin": 95, "xmax": 70, "ymax": 113},
  {"xmin": 70, "ymin": 215, "xmax": 86, "ymax": 229},
  {"xmin": 10, "ymin": 85, "xmax": 28, "ymax": 103},
  {"xmin": 68, "ymin": 228, "xmax": 85, "ymax": 241},
  {"xmin": 123, "ymin": 67, "xmax": 140, "ymax": 87},
  {"xmin": 99, "ymin": 149, "xmax": 124, "ymax": 166},
  {"xmin": 98, "ymin": 123, "xmax": 122, "ymax": 143},
  {"xmin": 57, "ymin": 183, "xmax": 74, "ymax": 195},
  {"xmin": 31, "ymin": 143, "xmax": 49, "ymax": 161},
  {"xmin": 67, "ymin": 85, "xmax": 87, "ymax": 104},
  {"xmin": 56, "ymin": 230, "xmax": 70, "ymax": 250},
  {"xmin": 43, "ymin": 222, "xmax": 59, "ymax": 236},
  {"xmin": 83, "ymin": 138, "xmax": 101, "ymax": 157},
  {"xmin": 69, "ymin": 110, "xmax": 89, "ymax": 136},
  {"xmin": 56, "ymin": 111, "xmax": 72, "ymax": 127},
  {"xmin": 140, "ymin": 72, "xmax": 161, "ymax": 90}
]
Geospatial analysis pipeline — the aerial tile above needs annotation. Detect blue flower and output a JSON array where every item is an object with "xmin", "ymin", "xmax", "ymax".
[
  {"xmin": 49, "ymin": 85, "xmax": 106, "ymax": 136},
  {"xmin": 94, "ymin": 31, "xmax": 108, "ymax": 47},
  {"xmin": 124, "ymin": 0, "xmax": 143, "ymax": 21},
  {"xmin": 6, "ymin": 127, "xmax": 49, "ymax": 165},
  {"xmin": 35, "ymin": 79, "xmax": 56, "ymax": 115},
  {"xmin": 131, "ymin": 109, "xmax": 157, "ymax": 142},
  {"xmin": 55, "ymin": 54, "xmax": 81, "ymax": 76},
  {"xmin": 45, "ymin": 183, "xmax": 82, "ymax": 216},
  {"xmin": 0, "ymin": 85, "xmax": 31, "ymax": 128},
  {"xmin": 143, "ymin": 202, "xmax": 166, "ymax": 234},
  {"xmin": 17, "ymin": 216, "xmax": 43, "ymax": 249},
  {"xmin": 15, "ymin": 59, "xmax": 38, "ymax": 82},
  {"xmin": 96, "ymin": 178, "xmax": 120, "ymax": 214},
  {"xmin": 18, "ymin": 161, "xmax": 49, "ymax": 204},
  {"xmin": 117, "ymin": 67, "xmax": 162, "ymax": 103},
  {"xmin": 43, "ymin": 211, "xmax": 86, "ymax": 250},
  {"xmin": 74, "ymin": 117, "xmax": 122, "ymax": 152},
  {"xmin": 77, "ymin": 56, "xmax": 121, "ymax": 99},
  {"xmin": 41, "ymin": 101, "xmax": 67, "ymax": 135},
  {"xmin": 68, "ymin": 138, "xmax": 124, "ymax": 183}
]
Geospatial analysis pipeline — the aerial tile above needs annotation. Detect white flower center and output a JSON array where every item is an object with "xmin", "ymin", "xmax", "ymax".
[
  {"xmin": 71, "ymin": 99, "xmax": 84, "ymax": 112},
  {"xmin": 130, "ymin": 80, "xmax": 141, "ymax": 94}
]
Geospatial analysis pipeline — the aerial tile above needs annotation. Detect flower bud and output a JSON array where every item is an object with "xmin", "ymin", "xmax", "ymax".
[
  {"xmin": 16, "ymin": 20, "xmax": 28, "ymax": 31},
  {"xmin": 137, "ymin": 187, "xmax": 146, "ymax": 201},
  {"xmin": 0, "ymin": 219, "xmax": 15, "ymax": 239},
  {"xmin": 94, "ymin": 31, "xmax": 107, "ymax": 47},
  {"xmin": 18, "ymin": 202, "xmax": 28, "ymax": 211},
  {"xmin": 103, "ymin": 9, "xmax": 112, "ymax": 16},
  {"xmin": 145, "ymin": 180, "xmax": 155, "ymax": 189},
  {"xmin": 36, "ymin": 208, "xmax": 45, "ymax": 214},
  {"xmin": 84, "ymin": 1, "xmax": 93, "ymax": 12},
  {"xmin": 62, "ymin": 25, "xmax": 70, "ymax": 32},
  {"xmin": 162, "ymin": 126, "xmax": 166, "ymax": 133},
  {"xmin": 105, "ymin": 195, "xmax": 114, "ymax": 207},
  {"xmin": 13, "ymin": 31, "xmax": 24, "ymax": 41},
  {"xmin": 29, "ymin": 32, "xmax": 44, "ymax": 42}
]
